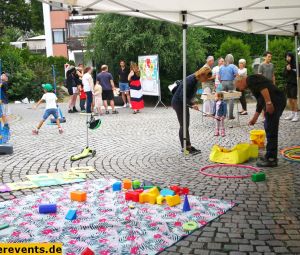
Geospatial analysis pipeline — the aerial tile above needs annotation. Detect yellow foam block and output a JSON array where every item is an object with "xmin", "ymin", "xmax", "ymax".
[
  {"xmin": 165, "ymin": 195, "xmax": 181, "ymax": 207},
  {"xmin": 139, "ymin": 187, "xmax": 160, "ymax": 204},
  {"xmin": 209, "ymin": 143, "xmax": 258, "ymax": 164}
]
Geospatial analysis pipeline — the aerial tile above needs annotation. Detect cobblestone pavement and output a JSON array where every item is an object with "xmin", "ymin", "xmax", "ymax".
[{"xmin": 1, "ymin": 102, "xmax": 300, "ymax": 255}]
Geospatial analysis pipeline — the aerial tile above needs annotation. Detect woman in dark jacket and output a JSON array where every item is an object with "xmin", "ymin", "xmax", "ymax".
[
  {"xmin": 66, "ymin": 67, "xmax": 79, "ymax": 113},
  {"xmin": 283, "ymin": 52, "xmax": 298, "ymax": 122},
  {"xmin": 171, "ymin": 66, "xmax": 212, "ymax": 154}
]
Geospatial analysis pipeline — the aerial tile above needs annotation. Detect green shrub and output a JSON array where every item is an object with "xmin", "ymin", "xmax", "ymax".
[{"xmin": 0, "ymin": 44, "xmax": 73, "ymax": 101}]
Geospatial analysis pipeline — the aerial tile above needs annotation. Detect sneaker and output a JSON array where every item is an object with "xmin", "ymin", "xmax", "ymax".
[
  {"xmin": 133, "ymin": 111, "xmax": 137, "ymax": 114},
  {"xmin": 81, "ymin": 110, "xmax": 86, "ymax": 113},
  {"xmin": 240, "ymin": 111, "xmax": 248, "ymax": 115},
  {"xmin": 291, "ymin": 114, "xmax": 299, "ymax": 122},
  {"xmin": 129, "ymin": 104, "xmax": 132, "ymax": 108},
  {"xmin": 228, "ymin": 116, "xmax": 235, "ymax": 120},
  {"xmin": 123, "ymin": 104, "xmax": 127, "ymax": 108},
  {"xmin": 68, "ymin": 109, "xmax": 74, "ymax": 113},
  {"xmin": 189, "ymin": 146, "xmax": 201, "ymax": 154},
  {"xmin": 112, "ymin": 110, "xmax": 119, "ymax": 114},
  {"xmin": 58, "ymin": 128, "xmax": 63, "ymax": 134},
  {"xmin": 32, "ymin": 129, "xmax": 39, "ymax": 135},
  {"xmin": 256, "ymin": 157, "xmax": 278, "ymax": 167},
  {"xmin": 285, "ymin": 113, "xmax": 294, "ymax": 120},
  {"xmin": 105, "ymin": 110, "xmax": 109, "ymax": 114}
]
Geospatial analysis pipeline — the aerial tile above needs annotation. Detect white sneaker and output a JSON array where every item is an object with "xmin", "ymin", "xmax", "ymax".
[
  {"xmin": 284, "ymin": 113, "xmax": 294, "ymax": 120},
  {"xmin": 291, "ymin": 114, "xmax": 299, "ymax": 122},
  {"xmin": 123, "ymin": 104, "xmax": 127, "ymax": 108}
]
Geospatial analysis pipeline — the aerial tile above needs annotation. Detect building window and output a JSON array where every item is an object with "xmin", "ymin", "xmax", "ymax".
[
  {"xmin": 68, "ymin": 22, "xmax": 92, "ymax": 38},
  {"xmin": 52, "ymin": 29, "xmax": 66, "ymax": 44},
  {"xmin": 50, "ymin": 1, "xmax": 64, "ymax": 11}
]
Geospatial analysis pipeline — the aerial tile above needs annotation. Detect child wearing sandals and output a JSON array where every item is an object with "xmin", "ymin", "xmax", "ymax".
[
  {"xmin": 32, "ymin": 84, "xmax": 63, "ymax": 135},
  {"xmin": 212, "ymin": 92, "xmax": 227, "ymax": 137}
]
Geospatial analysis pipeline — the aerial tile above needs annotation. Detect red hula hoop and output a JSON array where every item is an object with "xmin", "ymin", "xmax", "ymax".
[{"xmin": 200, "ymin": 164, "xmax": 260, "ymax": 179}]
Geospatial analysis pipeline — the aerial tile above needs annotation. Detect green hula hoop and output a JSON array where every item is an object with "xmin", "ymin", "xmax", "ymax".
[{"xmin": 183, "ymin": 221, "xmax": 198, "ymax": 231}]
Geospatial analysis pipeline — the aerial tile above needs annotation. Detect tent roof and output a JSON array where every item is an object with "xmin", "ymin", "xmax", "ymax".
[{"xmin": 46, "ymin": 0, "xmax": 300, "ymax": 35}]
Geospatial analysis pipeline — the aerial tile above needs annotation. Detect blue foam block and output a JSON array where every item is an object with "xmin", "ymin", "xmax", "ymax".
[
  {"xmin": 112, "ymin": 181, "xmax": 122, "ymax": 191},
  {"xmin": 65, "ymin": 209, "xmax": 77, "ymax": 220},
  {"xmin": 39, "ymin": 204, "xmax": 57, "ymax": 214},
  {"xmin": 160, "ymin": 189, "xmax": 175, "ymax": 197}
]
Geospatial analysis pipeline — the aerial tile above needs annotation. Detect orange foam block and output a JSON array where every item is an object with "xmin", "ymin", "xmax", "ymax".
[
  {"xmin": 123, "ymin": 179, "xmax": 132, "ymax": 189},
  {"xmin": 70, "ymin": 191, "xmax": 87, "ymax": 202}
]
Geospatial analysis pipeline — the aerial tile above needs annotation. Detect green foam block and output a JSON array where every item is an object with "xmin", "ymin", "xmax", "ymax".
[{"xmin": 251, "ymin": 172, "xmax": 266, "ymax": 182}]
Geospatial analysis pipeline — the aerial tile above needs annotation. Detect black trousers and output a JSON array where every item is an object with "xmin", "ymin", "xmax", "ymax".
[
  {"xmin": 264, "ymin": 94, "xmax": 286, "ymax": 159},
  {"xmin": 237, "ymin": 88, "xmax": 247, "ymax": 111},
  {"xmin": 86, "ymin": 91, "xmax": 93, "ymax": 113},
  {"xmin": 172, "ymin": 103, "xmax": 191, "ymax": 148}
]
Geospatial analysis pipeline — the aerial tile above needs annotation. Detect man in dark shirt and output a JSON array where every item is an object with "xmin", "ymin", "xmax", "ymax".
[
  {"xmin": 235, "ymin": 74, "xmax": 286, "ymax": 167},
  {"xmin": 118, "ymin": 60, "xmax": 131, "ymax": 108},
  {"xmin": 96, "ymin": 65, "xmax": 118, "ymax": 114}
]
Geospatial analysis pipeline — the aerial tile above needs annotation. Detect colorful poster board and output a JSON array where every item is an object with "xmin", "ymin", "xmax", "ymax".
[{"xmin": 138, "ymin": 55, "xmax": 160, "ymax": 96}]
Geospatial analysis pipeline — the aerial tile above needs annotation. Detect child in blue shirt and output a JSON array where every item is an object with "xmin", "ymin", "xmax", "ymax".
[{"xmin": 212, "ymin": 92, "xmax": 227, "ymax": 137}]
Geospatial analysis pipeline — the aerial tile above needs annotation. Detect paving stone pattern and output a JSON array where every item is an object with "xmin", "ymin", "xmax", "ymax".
[{"xmin": 1, "ymin": 103, "xmax": 300, "ymax": 254}]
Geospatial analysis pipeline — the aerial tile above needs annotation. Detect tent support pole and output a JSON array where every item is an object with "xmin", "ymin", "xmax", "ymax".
[
  {"xmin": 182, "ymin": 11, "xmax": 188, "ymax": 154},
  {"xmin": 265, "ymin": 34, "xmax": 269, "ymax": 51},
  {"xmin": 294, "ymin": 23, "xmax": 300, "ymax": 109}
]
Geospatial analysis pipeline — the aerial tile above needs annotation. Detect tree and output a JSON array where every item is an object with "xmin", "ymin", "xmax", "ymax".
[
  {"xmin": 86, "ymin": 14, "xmax": 209, "ymax": 101},
  {"xmin": 30, "ymin": 0, "xmax": 44, "ymax": 33},
  {"xmin": 0, "ymin": 0, "xmax": 31, "ymax": 33},
  {"xmin": 269, "ymin": 38, "xmax": 294, "ymax": 90},
  {"xmin": 1, "ymin": 27, "xmax": 24, "ymax": 42},
  {"xmin": 204, "ymin": 28, "xmax": 271, "ymax": 58},
  {"xmin": 216, "ymin": 37, "xmax": 252, "ymax": 69}
]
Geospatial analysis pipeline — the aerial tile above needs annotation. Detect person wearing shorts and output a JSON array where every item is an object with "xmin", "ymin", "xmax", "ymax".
[
  {"xmin": 283, "ymin": 52, "xmax": 298, "ymax": 122},
  {"xmin": 32, "ymin": 84, "xmax": 63, "ymax": 135},
  {"xmin": 118, "ymin": 60, "xmax": 131, "ymax": 108},
  {"xmin": 96, "ymin": 65, "xmax": 118, "ymax": 114}
]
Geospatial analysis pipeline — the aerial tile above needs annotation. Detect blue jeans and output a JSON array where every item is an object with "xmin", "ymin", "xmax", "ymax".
[
  {"xmin": 86, "ymin": 91, "xmax": 93, "ymax": 113},
  {"xmin": 42, "ymin": 108, "xmax": 58, "ymax": 120},
  {"xmin": 222, "ymin": 80, "xmax": 234, "ymax": 118}
]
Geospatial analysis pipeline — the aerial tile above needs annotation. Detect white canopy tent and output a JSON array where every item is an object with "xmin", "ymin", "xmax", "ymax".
[{"xmin": 44, "ymin": 0, "xmax": 300, "ymax": 151}]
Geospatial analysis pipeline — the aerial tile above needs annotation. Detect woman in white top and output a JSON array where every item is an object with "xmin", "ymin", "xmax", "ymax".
[
  {"xmin": 82, "ymin": 67, "xmax": 94, "ymax": 113},
  {"xmin": 237, "ymin": 59, "xmax": 248, "ymax": 115}
]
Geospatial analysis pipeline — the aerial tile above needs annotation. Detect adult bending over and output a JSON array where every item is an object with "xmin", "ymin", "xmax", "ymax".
[
  {"xmin": 171, "ymin": 67, "xmax": 212, "ymax": 154},
  {"xmin": 235, "ymin": 74, "xmax": 286, "ymax": 167}
]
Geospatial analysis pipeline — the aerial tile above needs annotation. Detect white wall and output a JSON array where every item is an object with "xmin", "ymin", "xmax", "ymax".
[{"xmin": 42, "ymin": 3, "xmax": 53, "ymax": 57}]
